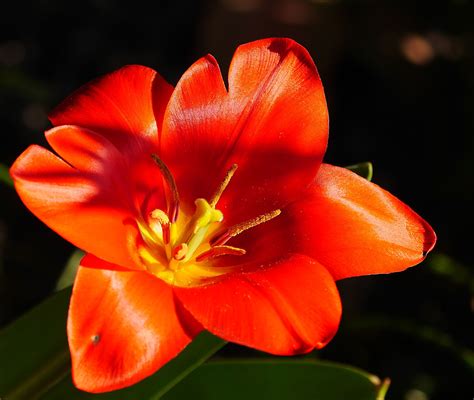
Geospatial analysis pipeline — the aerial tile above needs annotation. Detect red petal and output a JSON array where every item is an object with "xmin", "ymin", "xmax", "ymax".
[
  {"xmin": 161, "ymin": 38, "xmax": 328, "ymax": 220},
  {"xmin": 80, "ymin": 253, "xmax": 131, "ymax": 271},
  {"xmin": 46, "ymin": 123, "xmax": 167, "ymax": 218},
  {"xmin": 175, "ymin": 254, "xmax": 341, "ymax": 354},
  {"xmin": 10, "ymin": 140, "xmax": 140, "ymax": 269},
  {"xmin": 49, "ymin": 65, "xmax": 172, "ymax": 155},
  {"xmin": 230, "ymin": 164, "xmax": 436, "ymax": 280},
  {"xmin": 69, "ymin": 263, "xmax": 201, "ymax": 393}
]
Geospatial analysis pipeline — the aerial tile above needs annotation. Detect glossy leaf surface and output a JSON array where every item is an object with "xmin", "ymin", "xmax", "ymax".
[
  {"xmin": 42, "ymin": 331, "xmax": 225, "ymax": 399},
  {"xmin": 0, "ymin": 288, "xmax": 71, "ymax": 399},
  {"xmin": 55, "ymin": 249, "xmax": 84, "ymax": 291},
  {"xmin": 164, "ymin": 359, "xmax": 386, "ymax": 400}
]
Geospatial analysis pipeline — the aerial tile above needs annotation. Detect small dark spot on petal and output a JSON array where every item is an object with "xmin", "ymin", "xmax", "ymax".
[
  {"xmin": 422, "ymin": 250, "xmax": 428, "ymax": 257},
  {"xmin": 91, "ymin": 334, "xmax": 100, "ymax": 345}
]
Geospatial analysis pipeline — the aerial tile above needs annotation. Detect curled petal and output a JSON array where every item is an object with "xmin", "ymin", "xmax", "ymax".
[
  {"xmin": 175, "ymin": 254, "xmax": 341, "ymax": 354},
  {"xmin": 11, "ymin": 136, "xmax": 139, "ymax": 269},
  {"xmin": 229, "ymin": 164, "xmax": 436, "ymax": 280},
  {"xmin": 68, "ymin": 263, "xmax": 201, "ymax": 393},
  {"xmin": 49, "ymin": 64, "xmax": 172, "ymax": 155},
  {"xmin": 49, "ymin": 65, "xmax": 173, "ymax": 216},
  {"xmin": 161, "ymin": 38, "xmax": 328, "ymax": 220}
]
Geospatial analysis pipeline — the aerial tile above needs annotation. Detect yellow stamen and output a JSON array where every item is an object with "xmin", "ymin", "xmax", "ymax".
[
  {"xmin": 138, "ymin": 246, "xmax": 166, "ymax": 272},
  {"xmin": 209, "ymin": 163, "xmax": 238, "ymax": 207},
  {"xmin": 193, "ymin": 198, "xmax": 223, "ymax": 233},
  {"xmin": 211, "ymin": 209, "xmax": 282, "ymax": 246},
  {"xmin": 151, "ymin": 154, "xmax": 180, "ymax": 222},
  {"xmin": 150, "ymin": 209, "xmax": 170, "ymax": 224},
  {"xmin": 196, "ymin": 245, "xmax": 246, "ymax": 262},
  {"xmin": 138, "ymin": 246, "xmax": 157, "ymax": 264},
  {"xmin": 182, "ymin": 198, "xmax": 223, "ymax": 262},
  {"xmin": 135, "ymin": 159, "xmax": 284, "ymax": 287},
  {"xmin": 157, "ymin": 270, "xmax": 175, "ymax": 284},
  {"xmin": 173, "ymin": 243, "xmax": 188, "ymax": 261},
  {"xmin": 137, "ymin": 219, "xmax": 159, "ymax": 246},
  {"xmin": 150, "ymin": 209, "xmax": 171, "ymax": 244}
]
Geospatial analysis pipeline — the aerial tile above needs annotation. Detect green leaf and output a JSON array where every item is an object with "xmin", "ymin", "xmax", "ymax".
[
  {"xmin": 0, "ymin": 288, "xmax": 72, "ymax": 400},
  {"xmin": 345, "ymin": 162, "xmax": 373, "ymax": 181},
  {"xmin": 428, "ymin": 253, "xmax": 474, "ymax": 292},
  {"xmin": 41, "ymin": 332, "xmax": 226, "ymax": 400},
  {"xmin": 0, "ymin": 162, "xmax": 13, "ymax": 187},
  {"xmin": 351, "ymin": 315, "xmax": 474, "ymax": 372},
  {"xmin": 55, "ymin": 250, "xmax": 84, "ymax": 291},
  {"xmin": 0, "ymin": 287, "xmax": 226, "ymax": 400},
  {"xmin": 163, "ymin": 359, "xmax": 388, "ymax": 400}
]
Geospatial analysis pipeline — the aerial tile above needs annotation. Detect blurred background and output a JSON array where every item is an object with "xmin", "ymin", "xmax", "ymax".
[{"xmin": 0, "ymin": 1, "xmax": 472, "ymax": 399}]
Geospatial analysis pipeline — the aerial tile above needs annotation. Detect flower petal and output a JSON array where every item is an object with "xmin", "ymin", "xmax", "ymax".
[
  {"xmin": 49, "ymin": 65, "xmax": 172, "ymax": 155},
  {"xmin": 68, "ymin": 263, "xmax": 201, "ymax": 393},
  {"xmin": 46, "ymin": 124, "xmax": 168, "ymax": 220},
  {"xmin": 10, "ymin": 140, "xmax": 139, "ymax": 269},
  {"xmin": 175, "ymin": 254, "xmax": 341, "ymax": 355},
  {"xmin": 160, "ymin": 38, "xmax": 328, "ymax": 220},
  {"xmin": 229, "ymin": 164, "xmax": 436, "ymax": 280}
]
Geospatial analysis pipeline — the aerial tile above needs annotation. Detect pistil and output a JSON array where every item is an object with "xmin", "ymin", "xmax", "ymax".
[
  {"xmin": 181, "ymin": 198, "xmax": 223, "ymax": 262},
  {"xmin": 137, "ymin": 158, "xmax": 283, "ymax": 287}
]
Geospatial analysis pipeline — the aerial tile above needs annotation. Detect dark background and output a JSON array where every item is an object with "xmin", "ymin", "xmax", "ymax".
[{"xmin": 0, "ymin": 1, "xmax": 472, "ymax": 399}]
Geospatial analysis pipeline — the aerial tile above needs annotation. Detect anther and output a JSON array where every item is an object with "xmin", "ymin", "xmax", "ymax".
[
  {"xmin": 209, "ymin": 163, "xmax": 238, "ymax": 208},
  {"xmin": 172, "ymin": 243, "xmax": 188, "ymax": 261},
  {"xmin": 211, "ymin": 209, "xmax": 282, "ymax": 246},
  {"xmin": 151, "ymin": 154, "xmax": 180, "ymax": 222},
  {"xmin": 196, "ymin": 245, "xmax": 246, "ymax": 262},
  {"xmin": 150, "ymin": 209, "xmax": 171, "ymax": 244}
]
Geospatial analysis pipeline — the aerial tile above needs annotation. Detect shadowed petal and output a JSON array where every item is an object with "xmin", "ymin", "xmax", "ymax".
[
  {"xmin": 175, "ymin": 254, "xmax": 341, "ymax": 355},
  {"xmin": 161, "ymin": 38, "xmax": 328, "ymax": 220},
  {"xmin": 69, "ymin": 264, "xmax": 201, "ymax": 393},
  {"xmin": 11, "ymin": 138, "xmax": 139, "ymax": 269},
  {"xmin": 49, "ymin": 65, "xmax": 172, "ymax": 156}
]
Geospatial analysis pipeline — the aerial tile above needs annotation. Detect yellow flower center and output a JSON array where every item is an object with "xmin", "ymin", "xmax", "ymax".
[{"xmin": 135, "ymin": 156, "xmax": 280, "ymax": 287}]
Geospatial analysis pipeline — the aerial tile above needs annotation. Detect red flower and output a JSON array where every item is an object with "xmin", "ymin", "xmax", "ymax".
[{"xmin": 11, "ymin": 38, "xmax": 436, "ymax": 393}]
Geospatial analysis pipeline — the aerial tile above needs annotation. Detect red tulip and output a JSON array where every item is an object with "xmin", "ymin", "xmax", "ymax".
[{"xmin": 10, "ymin": 38, "xmax": 436, "ymax": 393}]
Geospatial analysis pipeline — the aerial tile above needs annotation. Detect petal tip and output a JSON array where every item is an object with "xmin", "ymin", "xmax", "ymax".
[
  {"xmin": 421, "ymin": 219, "xmax": 437, "ymax": 257},
  {"xmin": 10, "ymin": 144, "xmax": 46, "ymax": 181},
  {"xmin": 48, "ymin": 64, "xmax": 158, "ymax": 127}
]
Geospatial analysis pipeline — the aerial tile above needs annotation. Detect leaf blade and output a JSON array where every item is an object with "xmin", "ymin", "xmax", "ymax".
[
  {"xmin": 163, "ymin": 359, "xmax": 385, "ymax": 400},
  {"xmin": 41, "ymin": 332, "xmax": 226, "ymax": 399},
  {"xmin": 0, "ymin": 288, "xmax": 72, "ymax": 400},
  {"xmin": 0, "ymin": 287, "xmax": 226, "ymax": 400}
]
